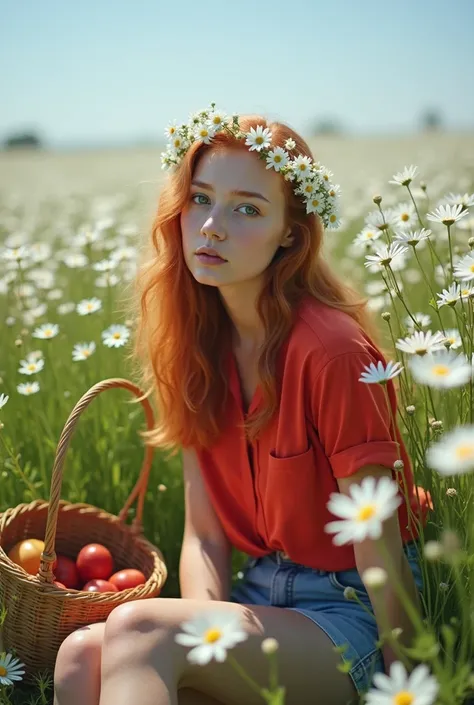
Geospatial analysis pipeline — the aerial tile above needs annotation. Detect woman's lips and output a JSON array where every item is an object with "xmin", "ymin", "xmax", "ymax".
[{"xmin": 195, "ymin": 253, "xmax": 227, "ymax": 265}]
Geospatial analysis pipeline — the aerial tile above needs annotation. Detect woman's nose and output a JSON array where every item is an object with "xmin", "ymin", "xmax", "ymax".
[{"xmin": 200, "ymin": 215, "xmax": 227, "ymax": 241}]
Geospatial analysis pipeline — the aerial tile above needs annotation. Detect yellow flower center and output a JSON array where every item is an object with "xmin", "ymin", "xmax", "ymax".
[
  {"xmin": 432, "ymin": 364, "xmax": 450, "ymax": 376},
  {"xmin": 169, "ymin": 126, "xmax": 176, "ymax": 134},
  {"xmin": 83, "ymin": 350, "xmax": 90, "ymax": 357},
  {"xmin": 329, "ymin": 214, "xmax": 337, "ymax": 223},
  {"xmin": 415, "ymin": 348, "xmax": 427, "ymax": 356},
  {"xmin": 0, "ymin": 666, "xmax": 6, "ymax": 676},
  {"xmin": 274, "ymin": 155, "xmax": 282, "ymax": 162},
  {"xmin": 87, "ymin": 304, "xmax": 93, "ymax": 310},
  {"xmin": 329, "ymin": 189, "xmax": 335, "ymax": 196},
  {"xmin": 256, "ymin": 136, "xmax": 264, "ymax": 144},
  {"xmin": 312, "ymin": 199, "xmax": 320, "ymax": 207},
  {"xmin": 323, "ymin": 174, "xmax": 329, "ymax": 180},
  {"xmin": 199, "ymin": 129, "xmax": 208, "ymax": 137},
  {"xmin": 394, "ymin": 692, "xmax": 414, "ymax": 705},
  {"xmin": 45, "ymin": 330, "xmax": 52, "ymax": 336},
  {"xmin": 401, "ymin": 213, "xmax": 409, "ymax": 222},
  {"xmin": 113, "ymin": 333, "xmax": 122, "ymax": 339},
  {"xmin": 470, "ymin": 265, "xmax": 474, "ymax": 272},
  {"xmin": 455, "ymin": 444, "xmax": 474, "ymax": 460},
  {"xmin": 173, "ymin": 138, "xmax": 181, "ymax": 148},
  {"xmin": 27, "ymin": 364, "xmax": 35, "ymax": 370},
  {"xmin": 204, "ymin": 628, "xmax": 222, "ymax": 643},
  {"xmin": 358, "ymin": 504, "xmax": 376, "ymax": 522},
  {"xmin": 212, "ymin": 116, "xmax": 221, "ymax": 125},
  {"xmin": 461, "ymin": 289, "xmax": 469, "ymax": 296}
]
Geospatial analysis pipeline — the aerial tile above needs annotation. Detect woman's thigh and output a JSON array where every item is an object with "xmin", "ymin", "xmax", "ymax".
[{"xmin": 101, "ymin": 597, "xmax": 358, "ymax": 705}]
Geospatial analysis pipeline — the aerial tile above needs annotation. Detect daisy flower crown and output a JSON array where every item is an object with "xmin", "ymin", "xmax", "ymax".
[{"xmin": 160, "ymin": 102, "xmax": 342, "ymax": 230}]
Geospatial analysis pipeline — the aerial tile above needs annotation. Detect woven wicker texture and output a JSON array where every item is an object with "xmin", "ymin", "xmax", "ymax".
[{"xmin": 0, "ymin": 378, "xmax": 168, "ymax": 678}]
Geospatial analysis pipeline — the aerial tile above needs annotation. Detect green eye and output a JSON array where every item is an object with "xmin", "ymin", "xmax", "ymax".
[{"xmin": 238, "ymin": 205, "xmax": 259, "ymax": 217}]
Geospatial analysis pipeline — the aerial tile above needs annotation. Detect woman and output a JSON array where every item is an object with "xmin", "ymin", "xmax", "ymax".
[{"xmin": 53, "ymin": 105, "xmax": 430, "ymax": 705}]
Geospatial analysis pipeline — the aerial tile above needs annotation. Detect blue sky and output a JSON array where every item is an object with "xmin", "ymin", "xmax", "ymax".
[{"xmin": 1, "ymin": 0, "xmax": 473, "ymax": 147}]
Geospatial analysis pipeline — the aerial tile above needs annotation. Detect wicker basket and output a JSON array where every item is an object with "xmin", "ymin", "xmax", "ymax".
[{"xmin": 0, "ymin": 378, "xmax": 168, "ymax": 678}]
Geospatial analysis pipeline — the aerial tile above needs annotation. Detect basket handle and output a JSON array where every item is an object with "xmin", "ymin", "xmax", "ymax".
[{"xmin": 38, "ymin": 378, "xmax": 156, "ymax": 583}]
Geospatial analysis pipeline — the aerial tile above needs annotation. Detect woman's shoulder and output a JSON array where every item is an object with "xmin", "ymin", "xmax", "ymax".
[{"xmin": 291, "ymin": 295, "xmax": 380, "ymax": 365}]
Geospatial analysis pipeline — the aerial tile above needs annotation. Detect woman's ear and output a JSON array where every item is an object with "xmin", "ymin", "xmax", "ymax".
[{"xmin": 280, "ymin": 226, "xmax": 295, "ymax": 248}]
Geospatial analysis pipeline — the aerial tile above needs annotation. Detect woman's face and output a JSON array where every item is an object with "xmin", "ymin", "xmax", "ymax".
[{"xmin": 180, "ymin": 147, "xmax": 293, "ymax": 290}]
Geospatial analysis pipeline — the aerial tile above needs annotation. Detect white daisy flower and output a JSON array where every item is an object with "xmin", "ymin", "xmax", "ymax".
[
  {"xmin": 284, "ymin": 137, "xmax": 296, "ymax": 151},
  {"xmin": 305, "ymin": 193, "xmax": 326, "ymax": 215},
  {"xmin": 389, "ymin": 165, "xmax": 419, "ymax": 187},
  {"xmin": 63, "ymin": 252, "xmax": 88, "ymax": 269},
  {"xmin": 245, "ymin": 125, "xmax": 272, "ymax": 152},
  {"xmin": 0, "ymin": 393, "xmax": 9, "ymax": 409},
  {"xmin": 175, "ymin": 611, "xmax": 248, "ymax": 665},
  {"xmin": 265, "ymin": 147, "xmax": 289, "ymax": 172},
  {"xmin": 110, "ymin": 246, "xmax": 137, "ymax": 263},
  {"xmin": 326, "ymin": 209, "xmax": 343, "ymax": 230},
  {"xmin": 19, "ymin": 357, "xmax": 45, "ymax": 375},
  {"xmin": 354, "ymin": 227, "xmax": 383, "ymax": 249},
  {"xmin": 405, "ymin": 312, "xmax": 431, "ymax": 330},
  {"xmin": 25, "ymin": 350, "xmax": 43, "ymax": 362},
  {"xmin": 444, "ymin": 192, "xmax": 474, "ymax": 209},
  {"xmin": 408, "ymin": 350, "xmax": 473, "ymax": 389},
  {"xmin": 361, "ymin": 567, "xmax": 388, "ymax": 589},
  {"xmin": 325, "ymin": 475, "xmax": 402, "ymax": 546},
  {"xmin": 102, "ymin": 324, "xmax": 130, "ymax": 348},
  {"xmin": 325, "ymin": 183, "xmax": 341, "ymax": 201},
  {"xmin": 75, "ymin": 225, "xmax": 100, "ymax": 246},
  {"xmin": 72, "ymin": 342, "xmax": 96, "ymax": 361},
  {"xmin": 57, "ymin": 302, "xmax": 76, "ymax": 315},
  {"xmin": 436, "ymin": 282, "xmax": 464, "ymax": 308},
  {"xmin": 1, "ymin": 245, "xmax": 30, "ymax": 262},
  {"xmin": 17, "ymin": 381, "xmax": 40, "ymax": 395},
  {"xmin": 453, "ymin": 251, "xmax": 474, "ymax": 282},
  {"xmin": 395, "ymin": 330, "xmax": 446, "ymax": 356},
  {"xmin": 76, "ymin": 297, "xmax": 102, "ymax": 316},
  {"xmin": 390, "ymin": 203, "xmax": 417, "ymax": 230},
  {"xmin": 193, "ymin": 123, "xmax": 218, "ymax": 145},
  {"xmin": 291, "ymin": 155, "xmax": 313, "ymax": 179},
  {"xmin": 32, "ymin": 323, "xmax": 59, "ymax": 339},
  {"xmin": 46, "ymin": 288, "xmax": 63, "ymax": 301},
  {"xmin": 169, "ymin": 134, "xmax": 191, "ymax": 153},
  {"xmin": 426, "ymin": 425, "xmax": 474, "ymax": 476},
  {"xmin": 359, "ymin": 360, "xmax": 404, "ymax": 384},
  {"xmin": 164, "ymin": 120, "xmax": 179, "ymax": 139},
  {"xmin": 365, "ymin": 210, "xmax": 392, "ymax": 232},
  {"xmin": 441, "ymin": 329, "xmax": 463, "ymax": 350},
  {"xmin": 393, "ymin": 228, "xmax": 432, "ymax": 247},
  {"xmin": 92, "ymin": 258, "xmax": 117, "ymax": 272},
  {"xmin": 365, "ymin": 661, "xmax": 439, "ymax": 705},
  {"xmin": 0, "ymin": 652, "xmax": 25, "ymax": 686},
  {"xmin": 427, "ymin": 203, "xmax": 469, "ymax": 226},
  {"xmin": 207, "ymin": 109, "xmax": 229, "ymax": 129},
  {"xmin": 364, "ymin": 243, "xmax": 408, "ymax": 268}
]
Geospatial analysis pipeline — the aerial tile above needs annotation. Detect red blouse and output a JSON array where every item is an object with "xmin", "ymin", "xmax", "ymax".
[{"xmin": 195, "ymin": 295, "xmax": 431, "ymax": 571}]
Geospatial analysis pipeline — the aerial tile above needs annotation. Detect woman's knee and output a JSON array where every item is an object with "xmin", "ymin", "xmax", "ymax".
[{"xmin": 54, "ymin": 622, "xmax": 105, "ymax": 684}]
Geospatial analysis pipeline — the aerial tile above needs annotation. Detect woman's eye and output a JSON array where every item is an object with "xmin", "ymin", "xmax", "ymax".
[
  {"xmin": 237, "ymin": 204, "xmax": 259, "ymax": 217},
  {"xmin": 191, "ymin": 193, "xmax": 209, "ymax": 205}
]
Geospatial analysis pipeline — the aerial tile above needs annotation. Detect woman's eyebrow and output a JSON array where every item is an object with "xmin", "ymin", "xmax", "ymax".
[{"xmin": 191, "ymin": 179, "xmax": 271, "ymax": 203}]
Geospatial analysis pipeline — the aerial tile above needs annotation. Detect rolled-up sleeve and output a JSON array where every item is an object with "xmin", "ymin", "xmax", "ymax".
[{"xmin": 310, "ymin": 351, "xmax": 400, "ymax": 478}]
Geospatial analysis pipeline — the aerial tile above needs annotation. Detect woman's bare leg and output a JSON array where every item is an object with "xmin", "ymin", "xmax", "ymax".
[
  {"xmin": 98, "ymin": 598, "xmax": 358, "ymax": 705},
  {"xmin": 53, "ymin": 622, "xmax": 224, "ymax": 705}
]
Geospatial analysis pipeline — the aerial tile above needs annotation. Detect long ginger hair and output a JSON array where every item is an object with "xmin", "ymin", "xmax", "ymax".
[{"xmin": 127, "ymin": 114, "xmax": 382, "ymax": 455}]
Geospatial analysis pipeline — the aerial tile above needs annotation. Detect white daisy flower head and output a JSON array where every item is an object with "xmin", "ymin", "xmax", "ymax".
[
  {"xmin": 426, "ymin": 425, "xmax": 474, "ymax": 476},
  {"xmin": 408, "ymin": 350, "xmax": 473, "ymax": 389},
  {"xmin": 57, "ymin": 302, "xmax": 76, "ymax": 315},
  {"xmin": 364, "ymin": 243, "xmax": 408, "ymax": 269},
  {"xmin": 1, "ymin": 245, "xmax": 30, "ymax": 262},
  {"xmin": 75, "ymin": 225, "xmax": 100, "ymax": 247},
  {"xmin": 102, "ymin": 324, "xmax": 130, "ymax": 348},
  {"xmin": 92, "ymin": 258, "xmax": 117, "ymax": 272},
  {"xmin": 175, "ymin": 611, "xmax": 248, "ymax": 665},
  {"xmin": 17, "ymin": 381, "xmax": 40, "ymax": 395},
  {"xmin": 396, "ymin": 330, "xmax": 446, "ymax": 356},
  {"xmin": 76, "ymin": 297, "xmax": 102, "ymax": 316},
  {"xmin": 390, "ymin": 203, "xmax": 417, "ymax": 230},
  {"xmin": 441, "ymin": 328, "xmax": 462, "ymax": 350},
  {"xmin": 159, "ymin": 102, "xmax": 341, "ymax": 231},
  {"xmin": 19, "ymin": 357, "xmax": 45, "ymax": 375},
  {"xmin": 0, "ymin": 652, "xmax": 25, "ymax": 686},
  {"xmin": 0, "ymin": 393, "xmax": 9, "ymax": 410},
  {"xmin": 444, "ymin": 192, "xmax": 474, "ymax": 209},
  {"xmin": 359, "ymin": 360, "xmax": 404, "ymax": 384},
  {"xmin": 389, "ymin": 165, "xmax": 419, "ymax": 187},
  {"xmin": 72, "ymin": 342, "xmax": 96, "ymax": 362},
  {"xmin": 405, "ymin": 312, "xmax": 431, "ymax": 330},
  {"xmin": 365, "ymin": 661, "xmax": 439, "ymax": 705},
  {"xmin": 32, "ymin": 323, "xmax": 59, "ymax": 339},
  {"xmin": 325, "ymin": 475, "xmax": 403, "ymax": 546},
  {"xmin": 453, "ymin": 251, "xmax": 474, "ymax": 282},
  {"xmin": 361, "ymin": 566, "xmax": 388, "ymax": 589},
  {"xmin": 436, "ymin": 282, "xmax": 463, "ymax": 308},
  {"xmin": 393, "ymin": 228, "xmax": 432, "ymax": 247},
  {"xmin": 427, "ymin": 203, "xmax": 469, "ymax": 226},
  {"xmin": 63, "ymin": 252, "xmax": 88, "ymax": 269},
  {"xmin": 265, "ymin": 146, "xmax": 289, "ymax": 172},
  {"xmin": 353, "ymin": 226, "xmax": 383, "ymax": 248},
  {"xmin": 25, "ymin": 350, "xmax": 43, "ymax": 362},
  {"xmin": 365, "ymin": 209, "xmax": 393, "ymax": 232}
]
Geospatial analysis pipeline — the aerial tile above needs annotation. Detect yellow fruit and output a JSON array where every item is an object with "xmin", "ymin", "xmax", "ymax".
[{"xmin": 8, "ymin": 538, "xmax": 45, "ymax": 575}]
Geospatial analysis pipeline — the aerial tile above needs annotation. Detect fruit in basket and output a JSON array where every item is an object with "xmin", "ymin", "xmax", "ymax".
[
  {"xmin": 53, "ymin": 554, "xmax": 80, "ymax": 589},
  {"xmin": 53, "ymin": 581, "xmax": 67, "ymax": 589},
  {"xmin": 82, "ymin": 579, "xmax": 119, "ymax": 593},
  {"xmin": 76, "ymin": 543, "xmax": 114, "ymax": 582},
  {"xmin": 109, "ymin": 569, "xmax": 146, "ymax": 591},
  {"xmin": 7, "ymin": 538, "xmax": 45, "ymax": 575}
]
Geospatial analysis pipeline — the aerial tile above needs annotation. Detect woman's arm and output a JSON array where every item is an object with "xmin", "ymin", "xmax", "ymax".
[{"xmin": 179, "ymin": 446, "xmax": 233, "ymax": 601}]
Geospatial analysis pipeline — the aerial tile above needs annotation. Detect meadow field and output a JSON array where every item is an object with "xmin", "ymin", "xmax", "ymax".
[{"xmin": 0, "ymin": 130, "xmax": 473, "ymax": 704}]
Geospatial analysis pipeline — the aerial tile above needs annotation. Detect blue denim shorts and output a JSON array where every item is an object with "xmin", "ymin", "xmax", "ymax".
[{"xmin": 230, "ymin": 540, "xmax": 423, "ymax": 697}]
